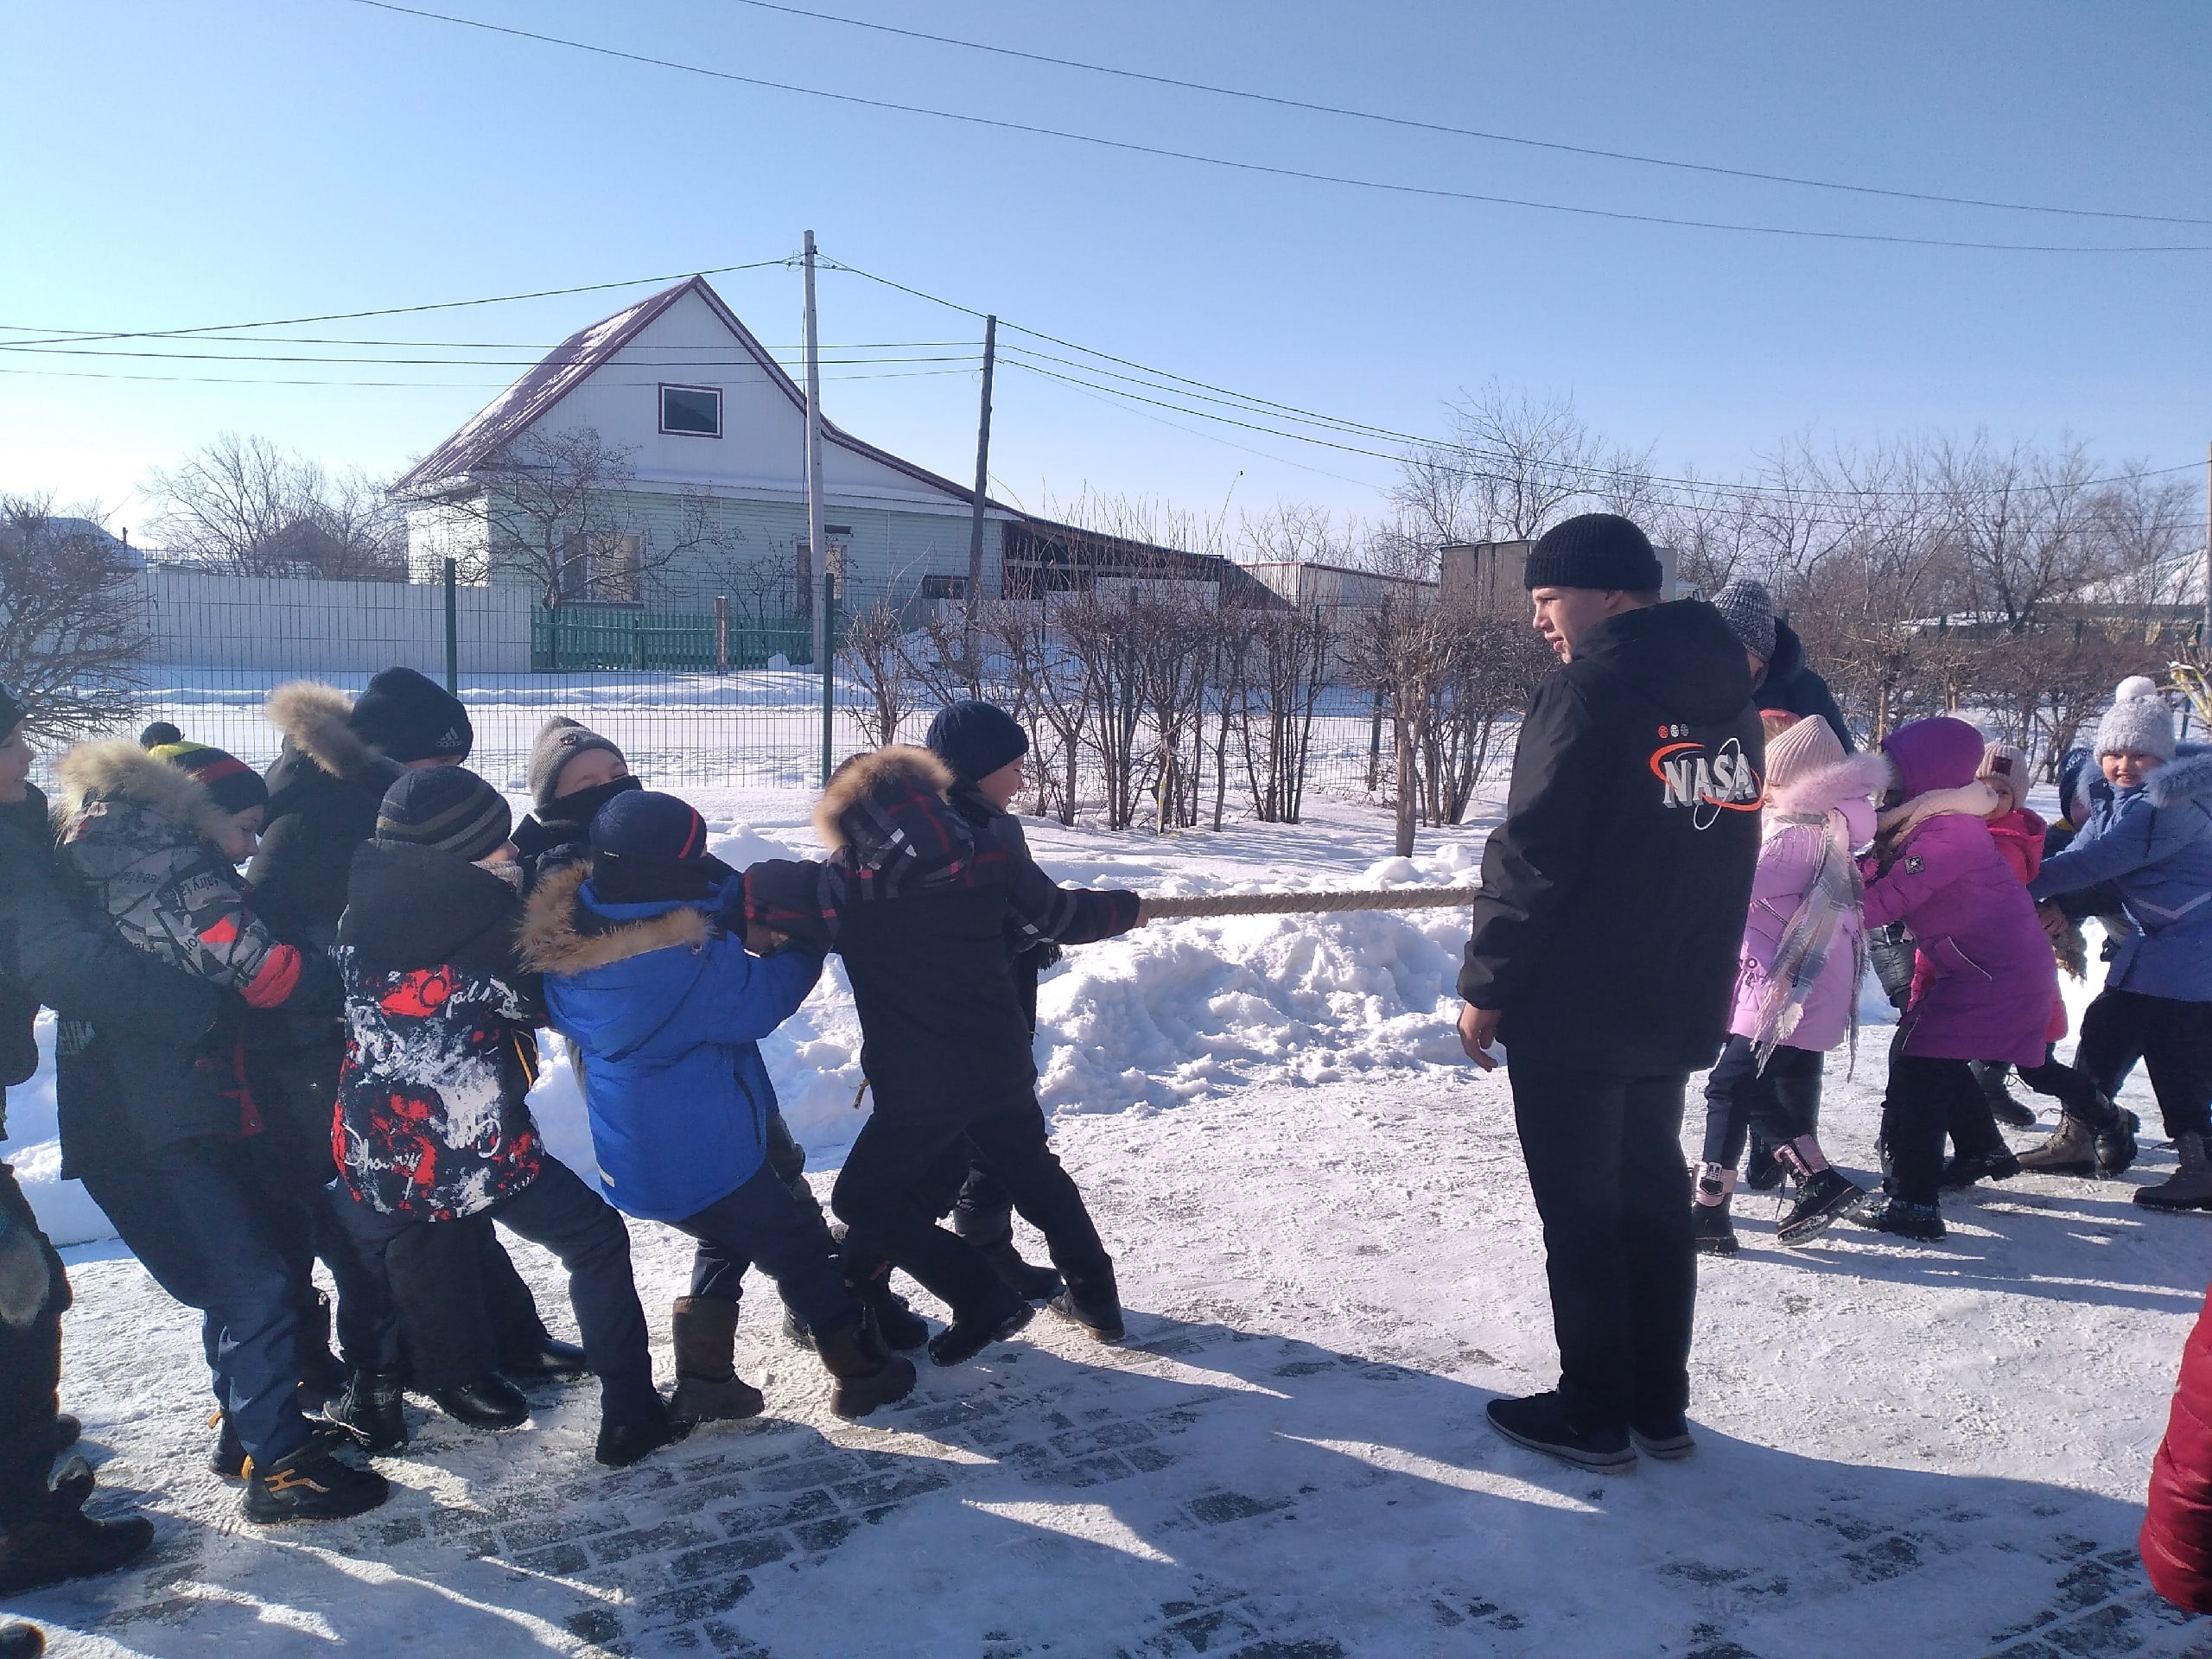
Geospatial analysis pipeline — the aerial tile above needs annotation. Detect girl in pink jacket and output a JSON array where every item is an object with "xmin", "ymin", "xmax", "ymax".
[{"xmin": 1694, "ymin": 715, "xmax": 1891, "ymax": 1253}]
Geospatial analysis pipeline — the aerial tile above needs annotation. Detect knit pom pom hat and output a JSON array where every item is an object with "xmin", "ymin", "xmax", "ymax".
[
  {"xmin": 1761, "ymin": 710, "xmax": 1843, "ymax": 793},
  {"xmin": 2094, "ymin": 679, "xmax": 2175, "ymax": 761},
  {"xmin": 149, "ymin": 741, "xmax": 268, "ymax": 817},
  {"xmin": 1977, "ymin": 741, "xmax": 2030, "ymax": 809}
]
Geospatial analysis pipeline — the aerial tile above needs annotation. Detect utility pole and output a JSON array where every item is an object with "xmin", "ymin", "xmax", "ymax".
[
  {"xmin": 804, "ymin": 230, "xmax": 828, "ymax": 676},
  {"xmin": 963, "ymin": 315, "xmax": 996, "ymax": 693}
]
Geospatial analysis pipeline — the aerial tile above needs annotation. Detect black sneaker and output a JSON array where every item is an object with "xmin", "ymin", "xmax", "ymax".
[
  {"xmin": 1860, "ymin": 1197, "xmax": 1946, "ymax": 1242},
  {"xmin": 1938, "ymin": 1147, "xmax": 2021, "ymax": 1190},
  {"xmin": 429, "ymin": 1374, "xmax": 529, "ymax": 1432},
  {"xmin": 241, "ymin": 1427, "xmax": 390, "ymax": 1524},
  {"xmin": 1485, "ymin": 1393, "xmax": 1635, "ymax": 1471},
  {"xmin": 1744, "ymin": 1140, "xmax": 1786, "ymax": 1192},
  {"xmin": 1691, "ymin": 1203, "xmax": 1738, "ymax": 1256},
  {"xmin": 497, "ymin": 1338, "xmax": 590, "ymax": 1384},
  {"xmin": 1777, "ymin": 1169, "xmax": 1870, "ymax": 1246},
  {"xmin": 1628, "ymin": 1414, "xmax": 1696, "ymax": 1460},
  {"xmin": 327, "ymin": 1369, "xmax": 410, "ymax": 1453},
  {"xmin": 929, "ymin": 1284, "xmax": 1035, "ymax": 1368}
]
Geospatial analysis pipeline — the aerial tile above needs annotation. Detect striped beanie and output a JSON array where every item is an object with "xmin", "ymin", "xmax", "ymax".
[
  {"xmin": 149, "ymin": 740, "xmax": 269, "ymax": 817},
  {"xmin": 374, "ymin": 766, "xmax": 512, "ymax": 861}
]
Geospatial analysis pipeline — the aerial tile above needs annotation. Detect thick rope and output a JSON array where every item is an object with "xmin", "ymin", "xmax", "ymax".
[{"xmin": 1135, "ymin": 887, "xmax": 1478, "ymax": 921}]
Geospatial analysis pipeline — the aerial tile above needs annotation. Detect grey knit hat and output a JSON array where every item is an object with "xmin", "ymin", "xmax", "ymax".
[
  {"xmin": 2094, "ymin": 679, "xmax": 2176, "ymax": 762},
  {"xmin": 375, "ymin": 766, "xmax": 512, "ymax": 862},
  {"xmin": 1710, "ymin": 578, "xmax": 1777, "ymax": 663},
  {"xmin": 527, "ymin": 716, "xmax": 626, "ymax": 808}
]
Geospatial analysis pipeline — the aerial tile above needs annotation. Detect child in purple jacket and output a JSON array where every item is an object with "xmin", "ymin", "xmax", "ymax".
[
  {"xmin": 1694, "ymin": 715, "xmax": 1891, "ymax": 1254},
  {"xmin": 1855, "ymin": 717, "xmax": 2060, "ymax": 1240}
]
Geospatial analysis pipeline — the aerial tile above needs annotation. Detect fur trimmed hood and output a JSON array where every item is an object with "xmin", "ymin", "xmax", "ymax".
[
  {"xmin": 54, "ymin": 738, "xmax": 237, "ymax": 847},
  {"xmin": 1878, "ymin": 779, "xmax": 2004, "ymax": 843},
  {"xmin": 812, "ymin": 744, "xmax": 955, "ymax": 857},
  {"xmin": 265, "ymin": 680, "xmax": 382, "ymax": 779},
  {"xmin": 2146, "ymin": 750, "xmax": 2212, "ymax": 811},
  {"xmin": 516, "ymin": 861, "xmax": 712, "ymax": 976},
  {"xmin": 1765, "ymin": 752, "xmax": 1891, "ymax": 818}
]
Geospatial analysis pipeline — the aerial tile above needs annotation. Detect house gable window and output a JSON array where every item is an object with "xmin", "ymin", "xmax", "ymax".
[{"xmin": 659, "ymin": 384, "xmax": 721, "ymax": 438}]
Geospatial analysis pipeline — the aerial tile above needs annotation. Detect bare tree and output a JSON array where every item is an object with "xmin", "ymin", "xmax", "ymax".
[
  {"xmin": 1393, "ymin": 382, "xmax": 1651, "ymax": 550},
  {"xmin": 147, "ymin": 433, "xmax": 406, "ymax": 580},
  {"xmin": 0, "ymin": 496, "xmax": 150, "ymax": 738},
  {"xmin": 451, "ymin": 427, "xmax": 671, "ymax": 613},
  {"xmin": 838, "ymin": 595, "xmax": 918, "ymax": 748}
]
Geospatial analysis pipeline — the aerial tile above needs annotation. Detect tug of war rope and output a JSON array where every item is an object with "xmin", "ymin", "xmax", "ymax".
[{"xmin": 1131, "ymin": 887, "xmax": 1478, "ymax": 921}]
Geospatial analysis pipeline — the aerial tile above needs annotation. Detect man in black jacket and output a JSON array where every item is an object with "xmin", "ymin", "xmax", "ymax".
[
  {"xmin": 0, "ymin": 690, "xmax": 219, "ymax": 1604},
  {"xmin": 1458, "ymin": 514, "xmax": 1761, "ymax": 1471}
]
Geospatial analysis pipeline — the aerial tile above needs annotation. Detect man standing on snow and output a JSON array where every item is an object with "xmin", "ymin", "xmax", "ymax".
[{"xmin": 1457, "ymin": 513, "xmax": 1761, "ymax": 1471}]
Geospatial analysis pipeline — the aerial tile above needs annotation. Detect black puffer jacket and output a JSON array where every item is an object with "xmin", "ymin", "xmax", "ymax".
[
  {"xmin": 1459, "ymin": 600, "xmax": 1763, "ymax": 1075},
  {"xmin": 1754, "ymin": 618, "xmax": 1854, "ymax": 751},
  {"xmin": 250, "ymin": 681, "xmax": 407, "ymax": 949},
  {"xmin": 943, "ymin": 779, "xmax": 1063, "ymax": 1030},
  {"xmin": 0, "ymin": 790, "xmax": 218, "ymax": 1147},
  {"xmin": 745, "ymin": 747, "xmax": 1139, "ymax": 1116}
]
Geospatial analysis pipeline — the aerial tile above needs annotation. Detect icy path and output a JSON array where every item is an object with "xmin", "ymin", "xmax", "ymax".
[{"xmin": 12, "ymin": 1064, "xmax": 2212, "ymax": 1658}]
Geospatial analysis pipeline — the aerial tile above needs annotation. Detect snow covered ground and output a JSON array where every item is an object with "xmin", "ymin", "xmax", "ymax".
[{"xmin": 5, "ymin": 786, "xmax": 2212, "ymax": 1656}]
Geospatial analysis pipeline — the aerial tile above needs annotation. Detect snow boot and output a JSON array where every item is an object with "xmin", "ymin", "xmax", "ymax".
[
  {"xmin": 428, "ymin": 1375, "xmax": 529, "ymax": 1432},
  {"xmin": 978, "ymin": 1239, "xmax": 1064, "ymax": 1303},
  {"xmin": 295, "ymin": 1293, "xmax": 347, "ymax": 1410},
  {"xmin": 1777, "ymin": 1168, "xmax": 1868, "ymax": 1247},
  {"xmin": 0, "ymin": 1620, "xmax": 41, "ymax": 1658},
  {"xmin": 593, "ymin": 1395, "xmax": 690, "ymax": 1471},
  {"xmin": 929, "ymin": 1281, "xmax": 1035, "ymax": 1368},
  {"xmin": 1860, "ymin": 1197, "xmax": 1946, "ymax": 1242},
  {"xmin": 53, "ymin": 1415, "xmax": 79, "ymax": 1455},
  {"xmin": 498, "ymin": 1338, "xmax": 590, "ymax": 1385},
  {"xmin": 327, "ymin": 1369, "xmax": 409, "ymax": 1453},
  {"xmin": 2135, "ymin": 1132, "xmax": 2212, "ymax": 1211},
  {"xmin": 861, "ymin": 1283, "xmax": 931, "ymax": 1351},
  {"xmin": 2016, "ymin": 1111, "xmax": 2101, "ymax": 1176},
  {"xmin": 241, "ymin": 1426, "xmax": 390, "ymax": 1523},
  {"xmin": 1972, "ymin": 1061, "xmax": 2037, "ymax": 1129},
  {"xmin": 1629, "ymin": 1413, "xmax": 1696, "ymax": 1460},
  {"xmin": 2097, "ymin": 1106, "xmax": 2140, "ymax": 1177},
  {"xmin": 817, "ymin": 1318, "xmax": 918, "ymax": 1419},
  {"xmin": 1485, "ymin": 1393, "xmax": 1635, "ymax": 1471},
  {"xmin": 0, "ymin": 1491, "xmax": 154, "ymax": 1595},
  {"xmin": 208, "ymin": 1410, "xmax": 246, "ymax": 1479},
  {"xmin": 1744, "ymin": 1138, "xmax": 1785, "ymax": 1192},
  {"xmin": 668, "ymin": 1296, "xmax": 766, "ymax": 1426},
  {"xmin": 1937, "ymin": 1146, "xmax": 2021, "ymax": 1190},
  {"xmin": 1692, "ymin": 1162, "xmax": 1738, "ymax": 1255},
  {"xmin": 1047, "ymin": 1263, "xmax": 1125, "ymax": 1344}
]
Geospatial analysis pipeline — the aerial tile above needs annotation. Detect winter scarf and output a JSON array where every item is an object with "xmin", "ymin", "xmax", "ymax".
[{"xmin": 1747, "ymin": 804, "xmax": 1866, "ymax": 1069}]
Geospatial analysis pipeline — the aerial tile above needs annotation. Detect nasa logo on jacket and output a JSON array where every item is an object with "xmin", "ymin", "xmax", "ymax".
[{"xmin": 1649, "ymin": 724, "xmax": 1763, "ymax": 830}]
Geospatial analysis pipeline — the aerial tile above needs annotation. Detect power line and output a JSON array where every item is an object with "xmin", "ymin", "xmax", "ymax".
[
  {"xmin": 0, "ymin": 363, "xmax": 978, "ymax": 389},
  {"xmin": 818, "ymin": 256, "xmax": 2202, "ymax": 500},
  {"xmin": 0, "ymin": 257, "xmax": 798, "ymax": 348},
  {"xmin": 721, "ymin": 0, "xmax": 2212, "ymax": 230},
  {"xmin": 339, "ymin": 0, "xmax": 2212, "ymax": 255},
  {"xmin": 0, "ymin": 345, "xmax": 982, "ymax": 368}
]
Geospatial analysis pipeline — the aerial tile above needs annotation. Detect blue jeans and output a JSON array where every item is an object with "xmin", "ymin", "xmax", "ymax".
[
  {"xmin": 337, "ymin": 1160, "xmax": 659, "ymax": 1426},
  {"xmin": 680, "ymin": 1161, "xmax": 858, "ymax": 1336},
  {"xmin": 80, "ymin": 1136, "xmax": 314, "ymax": 1466}
]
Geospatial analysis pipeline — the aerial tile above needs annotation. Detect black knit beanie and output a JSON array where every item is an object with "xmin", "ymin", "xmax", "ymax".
[
  {"xmin": 138, "ymin": 720, "xmax": 182, "ymax": 748},
  {"xmin": 925, "ymin": 700, "xmax": 1028, "ymax": 784},
  {"xmin": 0, "ymin": 686, "xmax": 28, "ymax": 744},
  {"xmin": 352, "ymin": 667, "xmax": 474, "ymax": 764},
  {"xmin": 590, "ymin": 789, "xmax": 728, "ymax": 903},
  {"xmin": 1522, "ymin": 513, "xmax": 1663, "ymax": 594},
  {"xmin": 374, "ymin": 766, "xmax": 512, "ymax": 861}
]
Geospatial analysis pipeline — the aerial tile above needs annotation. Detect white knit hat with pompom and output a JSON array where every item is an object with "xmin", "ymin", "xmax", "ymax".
[{"xmin": 2094, "ymin": 678, "xmax": 2175, "ymax": 761}]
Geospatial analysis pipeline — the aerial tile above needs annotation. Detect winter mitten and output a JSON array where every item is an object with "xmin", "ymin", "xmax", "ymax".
[{"xmin": 0, "ymin": 1217, "xmax": 50, "ymax": 1330}]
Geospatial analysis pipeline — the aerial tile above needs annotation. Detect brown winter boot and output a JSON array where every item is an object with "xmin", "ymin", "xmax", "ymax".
[
  {"xmin": 815, "ymin": 1318, "xmax": 917, "ymax": 1420},
  {"xmin": 2136, "ymin": 1133, "xmax": 2212, "ymax": 1211},
  {"xmin": 2015, "ymin": 1112, "xmax": 2100, "ymax": 1176},
  {"xmin": 667, "ymin": 1297, "xmax": 765, "ymax": 1425}
]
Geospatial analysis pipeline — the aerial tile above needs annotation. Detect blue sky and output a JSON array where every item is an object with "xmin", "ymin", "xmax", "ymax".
[{"xmin": 3, "ymin": 0, "xmax": 2207, "ymax": 539}]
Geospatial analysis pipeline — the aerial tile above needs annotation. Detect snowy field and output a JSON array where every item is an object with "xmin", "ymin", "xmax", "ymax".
[{"xmin": 4, "ymin": 785, "xmax": 2212, "ymax": 1656}]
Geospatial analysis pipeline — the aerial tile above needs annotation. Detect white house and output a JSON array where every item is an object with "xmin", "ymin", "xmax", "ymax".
[{"xmin": 391, "ymin": 276, "xmax": 1009, "ymax": 624}]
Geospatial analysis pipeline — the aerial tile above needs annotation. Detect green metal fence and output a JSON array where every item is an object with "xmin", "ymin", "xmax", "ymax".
[{"xmin": 531, "ymin": 607, "xmax": 816, "ymax": 672}]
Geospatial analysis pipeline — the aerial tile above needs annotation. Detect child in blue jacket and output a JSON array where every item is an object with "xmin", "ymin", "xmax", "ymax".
[
  {"xmin": 2025, "ymin": 683, "xmax": 2212, "ymax": 1208},
  {"xmin": 519, "ymin": 790, "xmax": 914, "ymax": 1421}
]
